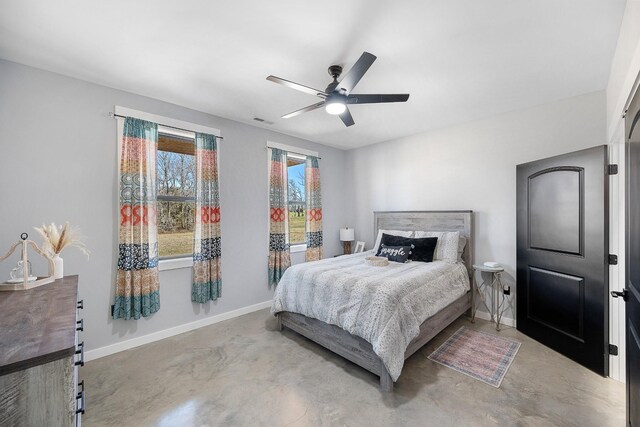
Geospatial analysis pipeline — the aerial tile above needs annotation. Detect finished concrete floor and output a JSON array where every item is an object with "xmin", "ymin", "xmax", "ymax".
[{"xmin": 81, "ymin": 309, "xmax": 625, "ymax": 426}]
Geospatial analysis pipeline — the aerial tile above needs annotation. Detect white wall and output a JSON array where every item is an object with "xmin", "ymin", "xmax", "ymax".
[
  {"xmin": 0, "ymin": 59, "xmax": 346, "ymax": 354},
  {"xmin": 344, "ymin": 91, "xmax": 607, "ymax": 323}
]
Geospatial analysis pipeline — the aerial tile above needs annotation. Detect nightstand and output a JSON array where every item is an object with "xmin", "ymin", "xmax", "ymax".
[{"xmin": 472, "ymin": 264, "xmax": 509, "ymax": 330}]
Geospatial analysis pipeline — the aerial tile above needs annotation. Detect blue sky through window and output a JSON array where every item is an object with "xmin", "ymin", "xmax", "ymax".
[{"xmin": 288, "ymin": 162, "xmax": 305, "ymax": 202}]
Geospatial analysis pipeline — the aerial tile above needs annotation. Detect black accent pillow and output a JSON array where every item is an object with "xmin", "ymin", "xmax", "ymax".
[
  {"xmin": 377, "ymin": 245, "xmax": 411, "ymax": 263},
  {"xmin": 377, "ymin": 234, "xmax": 438, "ymax": 263}
]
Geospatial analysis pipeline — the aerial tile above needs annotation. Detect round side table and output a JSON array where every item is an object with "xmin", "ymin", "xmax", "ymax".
[{"xmin": 472, "ymin": 264, "xmax": 508, "ymax": 330}]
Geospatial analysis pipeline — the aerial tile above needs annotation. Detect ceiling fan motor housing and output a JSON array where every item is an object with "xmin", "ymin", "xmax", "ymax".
[{"xmin": 328, "ymin": 65, "xmax": 343, "ymax": 80}]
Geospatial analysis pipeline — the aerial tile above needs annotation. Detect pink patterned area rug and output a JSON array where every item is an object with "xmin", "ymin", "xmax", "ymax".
[{"xmin": 428, "ymin": 326, "xmax": 521, "ymax": 388}]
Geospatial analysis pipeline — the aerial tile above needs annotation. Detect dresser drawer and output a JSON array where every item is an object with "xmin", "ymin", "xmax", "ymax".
[{"xmin": 0, "ymin": 277, "xmax": 82, "ymax": 425}]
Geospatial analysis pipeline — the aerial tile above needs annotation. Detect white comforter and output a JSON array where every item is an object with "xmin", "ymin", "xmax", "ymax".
[{"xmin": 271, "ymin": 251, "xmax": 470, "ymax": 381}]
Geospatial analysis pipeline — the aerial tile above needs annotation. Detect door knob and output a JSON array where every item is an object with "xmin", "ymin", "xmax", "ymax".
[{"xmin": 610, "ymin": 289, "xmax": 629, "ymax": 302}]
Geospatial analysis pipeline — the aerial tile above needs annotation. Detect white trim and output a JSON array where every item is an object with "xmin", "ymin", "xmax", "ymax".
[
  {"xmin": 158, "ymin": 125, "xmax": 195, "ymax": 140},
  {"xmin": 290, "ymin": 244, "xmax": 307, "ymax": 253},
  {"xmin": 115, "ymin": 106, "xmax": 222, "ymax": 138},
  {"xmin": 158, "ymin": 257, "xmax": 193, "ymax": 271},
  {"xmin": 85, "ymin": 300, "xmax": 272, "ymax": 361},
  {"xmin": 608, "ymin": 111, "xmax": 627, "ymax": 383},
  {"xmin": 287, "ymin": 152, "xmax": 306, "ymax": 162},
  {"xmin": 267, "ymin": 141, "xmax": 319, "ymax": 158},
  {"xmin": 607, "ymin": 39, "xmax": 640, "ymax": 141},
  {"xmin": 474, "ymin": 310, "xmax": 516, "ymax": 328}
]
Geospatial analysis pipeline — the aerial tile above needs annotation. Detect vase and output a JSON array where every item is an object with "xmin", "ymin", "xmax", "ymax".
[{"xmin": 53, "ymin": 254, "xmax": 64, "ymax": 279}]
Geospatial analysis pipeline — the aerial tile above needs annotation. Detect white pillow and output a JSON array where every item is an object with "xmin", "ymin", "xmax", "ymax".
[
  {"xmin": 373, "ymin": 229, "xmax": 414, "ymax": 253},
  {"xmin": 413, "ymin": 231, "xmax": 460, "ymax": 263}
]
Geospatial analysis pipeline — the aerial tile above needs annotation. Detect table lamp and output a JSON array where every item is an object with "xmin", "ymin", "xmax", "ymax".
[{"xmin": 340, "ymin": 227, "xmax": 355, "ymax": 254}]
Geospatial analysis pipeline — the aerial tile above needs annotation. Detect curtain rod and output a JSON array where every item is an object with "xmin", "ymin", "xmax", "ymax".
[
  {"xmin": 265, "ymin": 146, "xmax": 322, "ymax": 160},
  {"xmin": 109, "ymin": 112, "xmax": 224, "ymax": 140}
]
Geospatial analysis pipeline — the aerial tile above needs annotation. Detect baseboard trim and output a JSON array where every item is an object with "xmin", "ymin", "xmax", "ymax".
[
  {"xmin": 85, "ymin": 300, "xmax": 272, "ymax": 362},
  {"xmin": 473, "ymin": 310, "xmax": 517, "ymax": 328}
]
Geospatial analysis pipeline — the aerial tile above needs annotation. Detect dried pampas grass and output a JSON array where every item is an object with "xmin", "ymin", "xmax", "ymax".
[{"xmin": 34, "ymin": 222, "xmax": 90, "ymax": 258}]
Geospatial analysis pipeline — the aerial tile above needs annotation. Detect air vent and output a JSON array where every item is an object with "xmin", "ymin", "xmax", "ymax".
[{"xmin": 253, "ymin": 117, "xmax": 274, "ymax": 125}]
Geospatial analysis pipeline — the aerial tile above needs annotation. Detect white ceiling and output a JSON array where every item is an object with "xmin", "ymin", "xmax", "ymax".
[{"xmin": 0, "ymin": 1, "xmax": 626, "ymax": 149}]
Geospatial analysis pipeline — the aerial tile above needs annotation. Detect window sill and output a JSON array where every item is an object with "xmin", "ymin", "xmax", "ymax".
[
  {"xmin": 290, "ymin": 244, "xmax": 307, "ymax": 253},
  {"xmin": 159, "ymin": 257, "xmax": 193, "ymax": 271}
]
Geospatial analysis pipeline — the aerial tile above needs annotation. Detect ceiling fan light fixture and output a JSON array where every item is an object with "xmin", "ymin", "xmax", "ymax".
[
  {"xmin": 267, "ymin": 52, "xmax": 409, "ymax": 127},
  {"xmin": 325, "ymin": 98, "xmax": 346, "ymax": 115}
]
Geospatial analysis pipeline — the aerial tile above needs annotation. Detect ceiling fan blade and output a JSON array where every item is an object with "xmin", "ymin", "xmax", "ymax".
[
  {"xmin": 336, "ymin": 52, "xmax": 377, "ymax": 94},
  {"xmin": 339, "ymin": 107, "xmax": 355, "ymax": 127},
  {"xmin": 281, "ymin": 101, "xmax": 326, "ymax": 119},
  {"xmin": 267, "ymin": 75, "xmax": 327, "ymax": 98},
  {"xmin": 347, "ymin": 94, "xmax": 410, "ymax": 104}
]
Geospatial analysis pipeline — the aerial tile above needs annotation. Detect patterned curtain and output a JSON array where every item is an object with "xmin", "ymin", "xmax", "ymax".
[
  {"xmin": 192, "ymin": 133, "xmax": 222, "ymax": 303},
  {"xmin": 268, "ymin": 148, "xmax": 291, "ymax": 286},
  {"xmin": 113, "ymin": 117, "xmax": 160, "ymax": 320},
  {"xmin": 305, "ymin": 156, "xmax": 323, "ymax": 261}
]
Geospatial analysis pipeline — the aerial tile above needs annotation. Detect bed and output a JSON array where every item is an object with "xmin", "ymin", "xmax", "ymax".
[{"xmin": 272, "ymin": 211, "xmax": 475, "ymax": 392}]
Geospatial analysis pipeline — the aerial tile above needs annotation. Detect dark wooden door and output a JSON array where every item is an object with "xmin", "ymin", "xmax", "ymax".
[
  {"xmin": 517, "ymin": 146, "xmax": 609, "ymax": 375},
  {"xmin": 622, "ymin": 88, "xmax": 640, "ymax": 427}
]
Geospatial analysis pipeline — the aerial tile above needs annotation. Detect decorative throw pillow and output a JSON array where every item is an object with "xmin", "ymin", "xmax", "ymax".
[
  {"xmin": 376, "ymin": 234, "xmax": 438, "ymax": 263},
  {"xmin": 373, "ymin": 229, "xmax": 414, "ymax": 253},
  {"xmin": 413, "ymin": 231, "xmax": 460, "ymax": 263},
  {"xmin": 377, "ymin": 244, "xmax": 411, "ymax": 263}
]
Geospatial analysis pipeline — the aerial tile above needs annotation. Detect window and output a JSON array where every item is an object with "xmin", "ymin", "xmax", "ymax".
[
  {"xmin": 157, "ymin": 127, "xmax": 196, "ymax": 258},
  {"xmin": 115, "ymin": 106, "xmax": 221, "ymax": 266},
  {"xmin": 267, "ymin": 141, "xmax": 318, "ymax": 252},
  {"xmin": 287, "ymin": 153, "xmax": 306, "ymax": 246}
]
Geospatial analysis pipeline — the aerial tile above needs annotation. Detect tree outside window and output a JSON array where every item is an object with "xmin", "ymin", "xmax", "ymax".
[
  {"xmin": 287, "ymin": 155, "xmax": 306, "ymax": 245},
  {"xmin": 157, "ymin": 131, "xmax": 196, "ymax": 258}
]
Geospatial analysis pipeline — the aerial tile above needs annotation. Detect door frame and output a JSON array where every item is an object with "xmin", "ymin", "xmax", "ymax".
[
  {"xmin": 607, "ymin": 74, "xmax": 640, "ymax": 382},
  {"xmin": 609, "ymin": 127, "xmax": 627, "ymax": 382}
]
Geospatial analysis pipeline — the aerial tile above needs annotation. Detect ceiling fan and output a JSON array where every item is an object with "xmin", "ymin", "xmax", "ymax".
[{"xmin": 266, "ymin": 52, "xmax": 410, "ymax": 127}]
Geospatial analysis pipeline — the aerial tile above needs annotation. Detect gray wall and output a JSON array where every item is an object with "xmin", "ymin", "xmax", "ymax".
[
  {"xmin": 343, "ymin": 91, "xmax": 607, "ymax": 321},
  {"xmin": 0, "ymin": 60, "xmax": 346, "ymax": 352}
]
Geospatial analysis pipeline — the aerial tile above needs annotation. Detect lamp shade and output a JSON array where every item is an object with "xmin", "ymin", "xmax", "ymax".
[{"xmin": 340, "ymin": 227, "xmax": 355, "ymax": 241}]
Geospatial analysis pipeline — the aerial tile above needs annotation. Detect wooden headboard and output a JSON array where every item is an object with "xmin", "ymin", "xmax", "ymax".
[{"xmin": 373, "ymin": 211, "xmax": 474, "ymax": 276}]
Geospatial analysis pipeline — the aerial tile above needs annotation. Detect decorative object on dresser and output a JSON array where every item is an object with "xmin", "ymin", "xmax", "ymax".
[
  {"xmin": 0, "ymin": 233, "xmax": 54, "ymax": 291},
  {"xmin": 472, "ymin": 263, "xmax": 510, "ymax": 330},
  {"xmin": 33, "ymin": 222, "xmax": 90, "ymax": 279},
  {"xmin": 339, "ymin": 227, "xmax": 354, "ymax": 254},
  {"xmin": 0, "ymin": 276, "xmax": 85, "ymax": 426},
  {"xmin": 354, "ymin": 241, "xmax": 365, "ymax": 253}
]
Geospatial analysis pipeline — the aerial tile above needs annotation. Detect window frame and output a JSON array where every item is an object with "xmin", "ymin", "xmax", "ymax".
[
  {"xmin": 115, "ymin": 106, "xmax": 221, "ymax": 271},
  {"xmin": 266, "ymin": 141, "xmax": 319, "ymax": 254},
  {"xmin": 286, "ymin": 152, "xmax": 307, "ymax": 249},
  {"xmin": 156, "ymin": 131, "xmax": 197, "ymax": 261}
]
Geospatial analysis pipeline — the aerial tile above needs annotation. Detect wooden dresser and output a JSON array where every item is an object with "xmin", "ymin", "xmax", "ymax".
[{"xmin": 0, "ymin": 276, "xmax": 85, "ymax": 426}]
